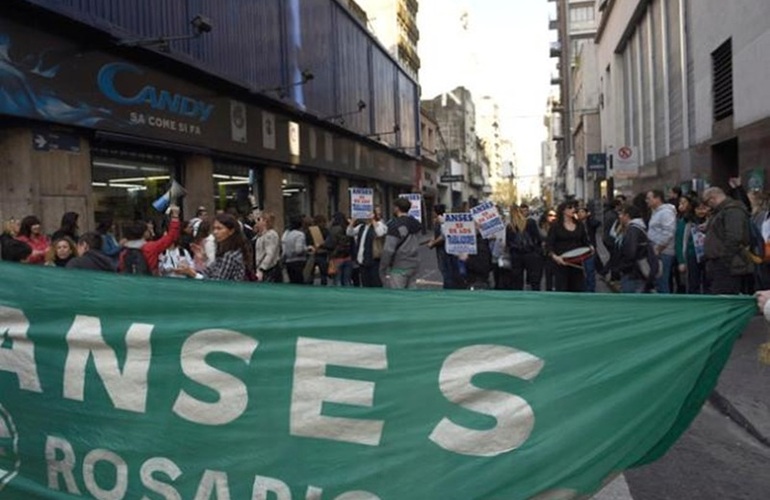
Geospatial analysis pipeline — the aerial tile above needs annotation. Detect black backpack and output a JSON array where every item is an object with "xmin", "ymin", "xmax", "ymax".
[{"xmin": 120, "ymin": 248, "xmax": 151, "ymax": 275}]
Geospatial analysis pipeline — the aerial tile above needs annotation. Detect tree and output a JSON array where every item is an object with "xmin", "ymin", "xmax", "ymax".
[{"xmin": 491, "ymin": 179, "xmax": 518, "ymax": 207}]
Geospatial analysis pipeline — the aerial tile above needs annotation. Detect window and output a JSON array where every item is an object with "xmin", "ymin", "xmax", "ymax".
[
  {"xmin": 91, "ymin": 148, "xmax": 177, "ymax": 234},
  {"xmin": 569, "ymin": 6, "xmax": 595, "ymax": 24},
  {"xmin": 213, "ymin": 162, "xmax": 261, "ymax": 216},
  {"xmin": 712, "ymin": 39, "xmax": 733, "ymax": 121}
]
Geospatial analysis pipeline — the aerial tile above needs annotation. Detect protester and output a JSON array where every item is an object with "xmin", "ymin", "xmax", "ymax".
[
  {"xmin": 307, "ymin": 214, "xmax": 330, "ymax": 285},
  {"xmin": 703, "ymin": 186, "xmax": 754, "ymax": 294},
  {"xmin": 616, "ymin": 205, "xmax": 649, "ymax": 293},
  {"xmin": 546, "ymin": 200, "xmax": 592, "ymax": 292},
  {"xmin": 325, "ymin": 212, "xmax": 354, "ymax": 286},
  {"xmin": 0, "ymin": 234, "xmax": 31, "ymax": 262},
  {"xmin": 51, "ymin": 211, "xmax": 79, "ymax": 242},
  {"xmin": 380, "ymin": 197, "xmax": 422, "ymax": 289},
  {"xmin": 15, "ymin": 215, "xmax": 50, "ymax": 265},
  {"xmin": 254, "ymin": 211, "xmax": 282, "ymax": 283},
  {"xmin": 66, "ymin": 232, "xmax": 116, "ymax": 272},
  {"xmin": 645, "ymin": 190, "xmax": 677, "ymax": 293},
  {"xmin": 282, "ymin": 215, "xmax": 309, "ymax": 284},
  {"xmin": 176, "ymin": 213, "xmax": 253, "ymax": 281},
  {"xmin": 45, "ymin": 236, "xmax": 76, "ymax": 267},
  {"xmin": 427, "ymin": 204, "xmax": 455, "ymax": 289},
  {"xmin": 118, "ymin": 206, "xmax": 181, "ymax": 275},
  {"xmin": 348, "ymin": 207, "xmax": 388, "ymax": 287},
  {"xmin": 577, "ymin": 204, "xmax": 601, "ymax": 292},
  {"xmin": 158, "ymin": 236, "xmax": 194, "ymax": 279},
  {"xmin": 459, "ymin": 225, "xmax": 492, "ymax": 290},
  {"xmin": 507, "ymin": 204, "xmax": 542, "ymax": 290},
  {"xmin": 96, "ymin": 217, "xmax": 121, "ymax": 263},
  {"xmin": 539, "ymin": 209, "xmax": 557, "ymax": 291},
  {"xmin": 2, "ymin": 217, "xmax": 20, "ymax": 238},
  {"xmin": 675, "ymin": 193, "xmax": 706, "ymax": 294}
]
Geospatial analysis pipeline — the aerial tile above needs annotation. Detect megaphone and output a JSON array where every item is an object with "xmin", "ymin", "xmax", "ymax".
[{"xmin": 152, "ymin": 180, "xmax": 187, "ymax": 212}]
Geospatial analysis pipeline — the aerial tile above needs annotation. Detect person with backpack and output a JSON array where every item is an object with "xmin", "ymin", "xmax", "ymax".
[
  {"xmin": 507, "ymin": 204, "xmax": 543, "ymax": 290},
  {"xmin": 616, "ymin": 205, "xmax": 652, "ymax": 293},
  {"xmin": 118, "ymin": 205, "xmax": 181, "ymax": 275},
  {"xmin": 325, "ymin": 212, "xmax": 354, "ymax": 286},
  {"xmin": 66, "ymin": 232, "xmax": 116, "ymax": 272},
  {"xmin": 379, "ymin": 198, "xmax": 422, "ymax": 289}
]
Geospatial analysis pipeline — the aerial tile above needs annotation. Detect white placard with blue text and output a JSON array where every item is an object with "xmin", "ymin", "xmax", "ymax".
[
  {"xmin": 399, "ymin": 193, "xmax": 423, "ymax": 223},
  {"xmin": 470, "ymin": 201, "xmax": 505, "ymax": 239},
  {"xmin": 350, "ymin": 188, "xmax": 374, "ymax": 220},
  {"xmin": 443, "ymin": 213, "xmax": 477, "ymax": 255}
]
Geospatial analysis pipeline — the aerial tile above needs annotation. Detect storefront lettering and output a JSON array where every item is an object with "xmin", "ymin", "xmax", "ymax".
[{"xmin": 97, "ymin": 62, "xmax": 214, "ymax": 122}]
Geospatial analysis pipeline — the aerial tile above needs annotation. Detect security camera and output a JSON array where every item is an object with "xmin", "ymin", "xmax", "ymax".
[{"xmin": 191, "ymin": 15, "xmax": 213, "ymax": 34}]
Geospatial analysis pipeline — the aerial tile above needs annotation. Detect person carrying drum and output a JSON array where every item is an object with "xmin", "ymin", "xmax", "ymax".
[{"xmin": 546, "ymin": 200, "xmax": 593, "ymax": 292}]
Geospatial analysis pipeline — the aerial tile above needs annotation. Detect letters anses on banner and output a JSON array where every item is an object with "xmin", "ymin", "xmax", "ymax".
[{"xmin": 0, "ymin": 306, "xmax": 543, "ymax": 499}]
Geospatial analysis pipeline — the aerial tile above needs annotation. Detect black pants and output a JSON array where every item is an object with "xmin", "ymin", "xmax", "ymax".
[
  {"xmin": 285, "ymin": 261, "xmax": 306, "ymax": 284},
  {"xmin": 359, "ymin": 262, "xmax": 382, "ymax": 287},
  {"xmin": 706, "ymin": 259, "xmax": 746, "ymax": 295},
  {"xmin": 512, "ymin": 251, "xmax": 543, "ymax": 290},
  {"xmin": 554, "ymin": 264, "xmax": 585, "ymax": 292}
]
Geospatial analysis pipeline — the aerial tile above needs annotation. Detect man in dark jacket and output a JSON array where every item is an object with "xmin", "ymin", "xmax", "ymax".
[
  {"xmin": 66, "ymin": 232, "xmax": 116, "ymax": 272},
  {"xmin": 380, "ymin": 197, "xmax": 422, "ymax": 288},
  {"xmin": 617, "ymin": 205, "xmax": 649, "ymax": 293},
  {"xmin": 703, "ymin": 187, "xmax": 753, "ymax": 294}
]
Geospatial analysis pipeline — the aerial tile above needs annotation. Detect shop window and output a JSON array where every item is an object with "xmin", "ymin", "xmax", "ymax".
[
  {"xmin": 213, "ymin": 162, "xmax": 262, "ymax": 217},
  {"xmin": 91, "ymin": 150, "xmax": 177, "ymax": 234},
  {"xmin": 283, "ymin": 172, "xmax": 310, "ymax": 224}
]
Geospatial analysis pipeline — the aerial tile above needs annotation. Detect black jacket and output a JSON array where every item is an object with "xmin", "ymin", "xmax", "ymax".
[
  {"xmin": 66, "ymin": 250, "xmax": 116, "ymax": 272},
  {"xmin": 618, "ymin": 220, "xmax": 647, "ymax": 279}
]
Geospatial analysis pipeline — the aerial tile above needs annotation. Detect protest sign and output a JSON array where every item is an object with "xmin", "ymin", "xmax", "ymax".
[
  {"xmin": 443, "ymin": 212, "xmax": 477, "ymax": 255},
  {"xmin": 0, "ymin": 263, "xmax": 756, "ymax": 499},
  {"xmin": 350, "ymin": 188, "xmax": 374, "ymax": 220},
  {"xmin": 470, "ymin": 201, "xmax": 505, "ymax": 238}
]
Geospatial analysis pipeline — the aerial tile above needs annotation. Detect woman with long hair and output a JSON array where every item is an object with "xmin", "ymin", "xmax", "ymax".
[
  {"xmin": 51, "ymin": 212, "xmax": 79, "ymax": 242},
  {"xmin": 546, "ymin": 200, "xmax": 592, "ymax": 292},
  {"xmin": 675, "ymin": 193, "xmax": 706, "ymax": 293},
  {"xmin": 176, "ymin": 213, "xmax": 253, "ymax": 281},
  {"xmin": 538, "ymin": 209, "xmax": 557, "ymax": 291},
  {"xmin": 507, "ymin": 204, "xmax": 543, "ymax": 290},
  {"xmin": 45, "ymin": 236, "xmax": 77, "ymax": 267},
  {"xmin": 254, "ymin": 211, "xmax": 282, "ymax": 282},
  {"xmin": 16, "ymin": 215, "xmax": 50, "ymax": 265}
]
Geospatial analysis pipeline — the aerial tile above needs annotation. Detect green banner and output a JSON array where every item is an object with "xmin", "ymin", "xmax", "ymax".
[{"xmin": 0, "ymin": 263, "xmax": 756, "ymax": 499}]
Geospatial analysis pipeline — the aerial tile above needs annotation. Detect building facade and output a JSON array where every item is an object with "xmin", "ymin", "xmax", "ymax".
[
  {"xmin": 596, "ymin": 0, "xmax": 770, "ymax": 195},
  {"xmin": 356, "ymin": 0, "xmax": 421, "ymax": 78},
  {"xmin": 0, "ymin": 0, "xmax": 419, "ymax": 234}
]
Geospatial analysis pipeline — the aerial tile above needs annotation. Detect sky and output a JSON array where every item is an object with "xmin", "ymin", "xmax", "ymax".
[{"xmin": 417, "ymin": 0, "xmax": 555, "ymax": 193}]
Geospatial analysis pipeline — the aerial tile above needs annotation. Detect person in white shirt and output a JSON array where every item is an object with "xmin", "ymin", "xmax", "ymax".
[
  {"xmin": 646, "ymin": 189, "xmax": 677, "ymax": 293},
  {"xmin": 159, "ymin": 239, "xmax": 194, "ymax": 278},
  {"xmin": 347, "ymin": 207, "xmax": 388, "ymax": 287}
]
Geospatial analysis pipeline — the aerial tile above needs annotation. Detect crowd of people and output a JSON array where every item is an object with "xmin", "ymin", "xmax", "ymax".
[
  {"xmin": 0, "ymin": 197, "xmax": 424, "ymax": 289},
  {"xmin": 2, "ymin": 178, "xmax": 769, "ymax": 297}
]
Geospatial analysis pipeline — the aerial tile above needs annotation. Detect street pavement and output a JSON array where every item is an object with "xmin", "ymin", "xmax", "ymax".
[{"xmin": 414, "ymin": 243, "xmax": 770, "ymax": 500}]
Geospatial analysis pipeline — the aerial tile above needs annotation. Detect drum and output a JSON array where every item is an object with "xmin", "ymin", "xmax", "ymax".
[{"xmin": 560, "ymin": 246, "xmax": 593, "ymax": 265}]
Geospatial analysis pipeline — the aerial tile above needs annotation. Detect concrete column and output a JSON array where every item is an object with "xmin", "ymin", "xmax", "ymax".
[
  {"xmin": 313, "ymin": 173, "xmax": 329, "ymax": 217},
  {"xmin": 338, "ymin": 177, "xmax": 350, "ymax": 217},
  {"xmin": 263, "ymin": 166, "xmax": 285, "ymax": 233},
  {"xmin": 0, "ymin": 128, "xmax": 37, "ymax": 227},
  {"xmin": 183, "ymin": 155, "xmax": 213, "ymax": 218}
]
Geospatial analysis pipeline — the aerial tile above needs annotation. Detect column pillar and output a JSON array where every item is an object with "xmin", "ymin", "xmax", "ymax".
[
  {"xmin": 313, "ymin": 173, "xmax": 329, "ymax": 217},
  {"xmin": 183, "ymin": 155, "xmax": 213, "ymax": 218},
  {"xmin": 263, "ymin": 166, "xmax": 285, "ymax": 232}
]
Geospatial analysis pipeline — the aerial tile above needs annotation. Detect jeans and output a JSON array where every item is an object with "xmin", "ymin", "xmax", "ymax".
[
  {"xmin": 584, "ymin": 255, "xmax": 596, "ymax": 292},
  {"xmin": 437, "ymin": 250, "xmax": 455, "ymax": 289},
  {"xmin": 655, "ymin": 254, "xmax": 675, "ymax": 293},
  {"xmin": 621, "ymin": 275, "xmax": 645, "ymax": 293},
  {"xmin": 333, "ymin": 259, "xmax": 353, "ymax": 286}
]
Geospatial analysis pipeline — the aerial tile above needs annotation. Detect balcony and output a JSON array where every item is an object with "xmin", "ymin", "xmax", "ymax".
[
  {"xmin": 549, "ymin": 17, "xmax": 559, "ymax": 30},
  {"xmin": 550, "ymin": 42, "xmax": 561, "ymax": 58}
]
